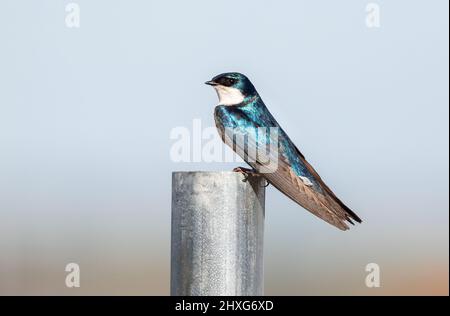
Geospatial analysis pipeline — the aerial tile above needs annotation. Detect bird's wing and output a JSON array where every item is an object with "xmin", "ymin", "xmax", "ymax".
[
  {"xmin": 263, "ymin": 143, "xmax": 362, "ymax": 231},
  {"xmin": 215, "ymin": 105, "xmax": 361, "ymax": 231},
  {"xmin": 294, "ymin": 145, "xmax": 362, "ymax": 226}
]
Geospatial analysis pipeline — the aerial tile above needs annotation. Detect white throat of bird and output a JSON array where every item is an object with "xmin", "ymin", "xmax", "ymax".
[{"xmin": 214, "ymin": 85, "xmax": 245, "ymax": 106}]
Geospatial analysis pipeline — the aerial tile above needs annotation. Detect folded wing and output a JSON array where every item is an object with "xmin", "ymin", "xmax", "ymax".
[{"xmin": 215, "ymin": 105, "xmax": 362, "ymax": 231}]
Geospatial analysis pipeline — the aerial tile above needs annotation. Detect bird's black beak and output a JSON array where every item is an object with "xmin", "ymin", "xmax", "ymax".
[{"xmin": 205, "ymin": 80, "xmax": 218, "ymax": 86}]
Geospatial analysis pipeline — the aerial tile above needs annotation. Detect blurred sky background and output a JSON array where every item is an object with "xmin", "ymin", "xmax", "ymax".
[{"xmin": 0, "ymin": 0, "xmax": 448, "ymax": 295}]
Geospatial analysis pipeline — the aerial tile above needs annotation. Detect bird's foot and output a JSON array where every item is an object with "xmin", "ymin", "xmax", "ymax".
[
  {"xmin": 232, "ymin": 167, "xmax": 269, "ymax": 187},
  {"xmin": 233, "ymin": 167, "xmax": 258, "ymax": 182}
]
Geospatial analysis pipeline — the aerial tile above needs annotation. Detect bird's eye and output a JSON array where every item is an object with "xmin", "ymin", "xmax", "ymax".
[{"xmin": 219, "ymin": 77, "xmax": 236, "ymax": 87}]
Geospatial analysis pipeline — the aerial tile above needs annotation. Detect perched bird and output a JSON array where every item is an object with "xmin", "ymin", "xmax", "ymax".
[{"xmin": 206, "ymin": 72, "xmax": 362, "ymax": 230}]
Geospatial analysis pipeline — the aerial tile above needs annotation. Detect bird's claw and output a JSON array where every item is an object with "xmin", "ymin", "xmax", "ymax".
[
  {"xmin": 232, "ymin": 167, "xmax": 268, "ymax": 187},
  {"xmin": 233, "ymin": 167, "xmax": 254, "ymax": 182}
]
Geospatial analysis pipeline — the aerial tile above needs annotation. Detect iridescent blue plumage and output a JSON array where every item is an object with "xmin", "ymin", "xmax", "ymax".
[
  {"xmin": 214, "ymin": 97, "xmax": 323, "ymax": 193},
  {"xmin": 207, "ymin": 72, "xmax": 362, "ymax": 230}
]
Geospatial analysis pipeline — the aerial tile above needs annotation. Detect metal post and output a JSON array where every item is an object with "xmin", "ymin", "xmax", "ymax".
[{"xmin": 171, "ymin": 171, "xmax": 265, "ymax": 296}]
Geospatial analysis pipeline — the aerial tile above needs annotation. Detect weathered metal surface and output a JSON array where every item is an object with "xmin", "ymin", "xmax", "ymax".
[{"xmin": 171, "ymin": 171, "xmax": 265, "ymax": 296}]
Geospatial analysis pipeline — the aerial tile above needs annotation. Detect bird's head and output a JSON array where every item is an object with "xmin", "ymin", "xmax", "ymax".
[{"xmin": 205, "ymin": 72, "xmax": 257, "ymax": 105}]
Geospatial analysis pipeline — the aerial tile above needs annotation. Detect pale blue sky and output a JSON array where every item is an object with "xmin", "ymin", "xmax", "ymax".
[{"xmin": 0, "ymin": 0, "xmax": 448, "ymax": 294}]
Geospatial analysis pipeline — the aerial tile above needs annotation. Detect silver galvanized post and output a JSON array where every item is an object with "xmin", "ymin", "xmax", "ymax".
[{"xmin": 171, "ymin": 171, "xmax": 265, "ymax": 296}]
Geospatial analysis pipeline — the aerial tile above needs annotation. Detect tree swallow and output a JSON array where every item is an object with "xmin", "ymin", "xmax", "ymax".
[{"xmin": 206, "ymin": 72, "xmax": 362, "ymax": 230}]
